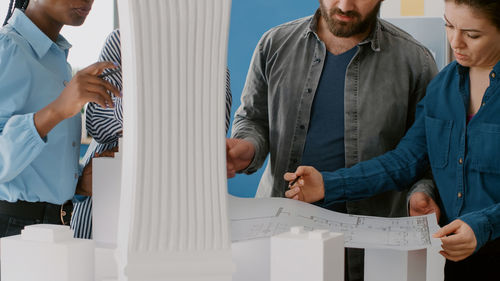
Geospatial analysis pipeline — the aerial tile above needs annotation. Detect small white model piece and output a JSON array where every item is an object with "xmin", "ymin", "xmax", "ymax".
[
  {"xmin": 93, "ymin": 144, "xmax": 122, "ymax": 246},
  {"xmin": 1, "ymin": 224, "xmax": 94, "ymax": 281},
  {"xmin": 365, "ymin": 247, "xmax": 445, "ymax": 281},
  {"xmin": 365, "ymin": 248, "xmax": 426, "ymax": 281},
  {"xmin": 271, "ymin": 226, "xmax": 344, "ymax": 281}
]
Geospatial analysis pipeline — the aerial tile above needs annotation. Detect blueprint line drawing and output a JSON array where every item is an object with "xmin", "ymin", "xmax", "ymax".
[{"xmin": 228, "ymin": 196, "xmax": 441, "ymax": 250}]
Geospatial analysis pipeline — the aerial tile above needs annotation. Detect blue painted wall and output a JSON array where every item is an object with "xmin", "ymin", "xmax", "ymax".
[{"xmin": 227, "ymin": 1, "xmax": 318, "ymax": 197}]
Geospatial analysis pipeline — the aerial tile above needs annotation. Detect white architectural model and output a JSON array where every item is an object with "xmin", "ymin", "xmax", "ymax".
[
  {"xmin": 1, "ymin": 225, "xmax": 94, "ymax": 281},
  {"xmin": 0, "ymin": 1, "xmax": 445, "ymax": 281},
  {"xmin": 271, "ymin": 227, "xmax": 344, "ymax": 281},
  {"xmin": 115, "ymin": 0, "xmax": 233, "ymax": 280}
]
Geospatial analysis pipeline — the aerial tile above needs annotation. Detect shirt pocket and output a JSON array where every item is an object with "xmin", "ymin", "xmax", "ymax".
[
  {"xmin": 425, "ymin": 116, "xmax": 453, "ymax": 169},
  {"xmin": 469, "ymin": 123, "xmax": 500, "ymax": 174}
]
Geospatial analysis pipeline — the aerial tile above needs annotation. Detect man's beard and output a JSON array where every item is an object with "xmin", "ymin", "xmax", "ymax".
[{"xmin": 320, "ymin": 1, "xmax": 381, "ymax": 38}]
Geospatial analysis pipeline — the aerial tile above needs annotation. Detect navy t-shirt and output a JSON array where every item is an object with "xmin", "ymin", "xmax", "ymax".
[{"xmin": 301, "ymin": 46, "xmax": 358, "ymax": 211}]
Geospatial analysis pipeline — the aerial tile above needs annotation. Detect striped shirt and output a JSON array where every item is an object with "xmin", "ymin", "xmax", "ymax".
[{"xmin": 71, "ymin": 29, "xmax": 233, "ymax": 239}]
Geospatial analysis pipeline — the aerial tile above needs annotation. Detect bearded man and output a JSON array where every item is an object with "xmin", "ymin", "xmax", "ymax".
[{"xmin": 227, "ymin": 1, "xmax": 438, "ymax": 280}]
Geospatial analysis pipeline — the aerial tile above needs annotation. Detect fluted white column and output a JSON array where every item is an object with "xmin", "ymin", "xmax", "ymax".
[{"xmin": 117, "ymin": 1, "xmax": 233, "ymax": 280}]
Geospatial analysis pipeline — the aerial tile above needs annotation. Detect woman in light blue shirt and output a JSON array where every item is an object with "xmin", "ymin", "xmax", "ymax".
[{"xmin": 0, "ymin": 0, "xmax": 119, "ymax": 237}]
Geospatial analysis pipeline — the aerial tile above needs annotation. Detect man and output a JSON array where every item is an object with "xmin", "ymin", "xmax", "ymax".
[{"xmin": 227, "ymin": 0, "xmax": 438, "ymax": 280}]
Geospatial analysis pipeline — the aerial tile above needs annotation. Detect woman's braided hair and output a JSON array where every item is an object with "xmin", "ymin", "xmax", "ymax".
[{"xmin": 3, "ymin": 0, "xmax": 29, "ymax": 26}]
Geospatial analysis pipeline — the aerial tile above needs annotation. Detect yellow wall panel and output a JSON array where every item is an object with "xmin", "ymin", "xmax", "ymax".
[{"xmin": 401, "ymin": 0, "xmax": 425, "ymax": 16}]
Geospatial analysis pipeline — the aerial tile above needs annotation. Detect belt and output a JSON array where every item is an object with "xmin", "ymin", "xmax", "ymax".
[{"xmin": 0, "ymin": 200, "xmax": 73, "ymax": 225}]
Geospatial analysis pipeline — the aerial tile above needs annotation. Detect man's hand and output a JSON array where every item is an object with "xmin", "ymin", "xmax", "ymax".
[
  {"xmin": 409, "ymin": 191, "xmax": 441, "ymax": 221},
  {"xmin": 284, "ymin": 166, "xmax": 325, "ymax": 203},
  {"xmin": 75, "ymin": 147, "xmax": 119, "ymax": 196},
  {"xmin": 433, "ymin": 219, "xmax": 477, "ymax": 262},
  {"xmin": 226, "ymin": 138, "xmax": 255, "ymax": 178}
]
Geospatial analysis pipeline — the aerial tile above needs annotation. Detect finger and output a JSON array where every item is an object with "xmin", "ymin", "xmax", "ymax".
[
  {"xmin": 292, "ymin": 195, "xmax": 299, "ymax": 200},
  {"xmin": 87, "ymin": 89, "xmax": 115, "ymax": 108},
  {"xmin": 84, "ymin": 83, "xmax": 111, "ymax": 99},
  {"xmin": 440, "ymin": 249, "xmax": 468, "ymax": 262},
  {"xmin": 294, "ymin": 166, "xmax": 309, "ymax": 177},
  {"xmin": 443, "ymin": 246, "xmax": 474, "ymax": 258},
  {"xmin": 284, "ymin": 172, "xmax": 297, "ymax": 182},
  {"xmin": 439, "ymin": 250, "xmax": 454, "ymax": 261},
  {"xmin": 86, "ymin": 75, "xmax": 121, "ymax": 97},
  {"xmin": 227, "ymin": 170, "xmax": 236, "ymax": 178},
  {"xmin": 441, "ymin": 234, "xmax": 465, "ymax": 247},
  {"xmin": 82, "ymin": 61, "xmax": 117, "ymax": 76},
  {"xmin": 285, "ymin": 187, "xmax": 300, "ymax": 198},
  {"xmin": 433, "ymin": 220, "xmax": 460, "ymax": 238}
]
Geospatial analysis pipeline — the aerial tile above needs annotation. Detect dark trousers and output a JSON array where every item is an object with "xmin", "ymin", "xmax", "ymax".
[
  {"xmin": 444, "ymin": 238, "xmax": 500, "ymax": 281},
  {"xmin": 0, "ymin": 200, "xmax": 72, "ymax": 238}
]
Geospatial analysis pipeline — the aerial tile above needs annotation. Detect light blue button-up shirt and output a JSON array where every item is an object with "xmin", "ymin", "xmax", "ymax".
[{"xmin": 0, "ymin": 9, "xmax": 80, "ymax": 204}]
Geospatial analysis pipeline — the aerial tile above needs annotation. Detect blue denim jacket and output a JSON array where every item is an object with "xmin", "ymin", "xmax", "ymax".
[
  {"xmin": 232, "ymin": 11, "xmax": 437, "ymax": 218},
  {"xmin": 322, "ymin": 60, "xmax": 500, "ymax": 251}
]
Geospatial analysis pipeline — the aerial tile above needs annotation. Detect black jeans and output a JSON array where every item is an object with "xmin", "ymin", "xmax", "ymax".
[
  {"xmin": 0, "ymin": 200, "xmax": 72, "ymax": 238},
  {"xmin": 0, "ymin": 214, "xmax": 45, "ymax": 238},
  {"xmin": 444, "ymin": 238, "xmax": 500, "ymax": 281}
]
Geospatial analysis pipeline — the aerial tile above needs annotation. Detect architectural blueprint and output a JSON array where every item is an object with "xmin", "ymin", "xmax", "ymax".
[{"xmin": 228, "ymin": 196, "xmax": 442, "ymax": 250}]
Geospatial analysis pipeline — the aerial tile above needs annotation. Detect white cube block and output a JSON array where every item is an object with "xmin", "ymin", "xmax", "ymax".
[
  {"xmin": 93, "ymin": 152, "xmax": 122, "ymax": 246},
  {"xmin": 364, "ymin": 248, "xmax": 426, "ymax": 281},
  {"xmin": 271, "ymin": 226, "xmax": 344, "ymax": 281},
  {"xmin": 21, "ymin": 224, "xmax": 73, "ymax": 242},
  {"xmin": 1, "ymin": 224, "xmax": 95, "ymax": 281}
]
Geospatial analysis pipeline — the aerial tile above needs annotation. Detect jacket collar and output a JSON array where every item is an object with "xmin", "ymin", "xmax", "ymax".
[{"xmin": 306, "ymin": 9, "xmax": 381, "ymax": 52}]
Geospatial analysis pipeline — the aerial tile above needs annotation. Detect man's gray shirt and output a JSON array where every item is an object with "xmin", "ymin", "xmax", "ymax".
[{"xmin": 232, "ymin": 12, "xmax": 438, "ymax": 218}]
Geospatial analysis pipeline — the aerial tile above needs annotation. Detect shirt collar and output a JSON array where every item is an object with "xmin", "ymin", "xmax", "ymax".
[
  {"xmin": 456, "ymin": 60, "xmax": 500, "ymax": 77},
  {"xmin": 492, "ymin": 60, "xmax": 500, "ymax": 78},
  {"xmin": 305, "ymin": 10, "xmax": 322, "ymax": 41},
  {"xmin": 8, "ymin": 9, "xmax": 72, "ymax": 58},
  {"xmin": 306, "ymin": 9, "xmax": 381, "ymax": 52}
]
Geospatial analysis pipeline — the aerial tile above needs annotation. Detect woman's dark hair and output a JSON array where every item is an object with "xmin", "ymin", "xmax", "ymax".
[
  {"xmin": 448, "ymin": 0, "xmax": 500, "ymax": 30},
  {"xmin": 3, "ymin": 0, "xmax": 29, "ymax": 26}
]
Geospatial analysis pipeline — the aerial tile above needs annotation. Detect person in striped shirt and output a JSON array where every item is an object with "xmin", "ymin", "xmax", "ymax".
[{"xmin": 71, "ymin": 29, "xmax": 233, "ymax": 239}]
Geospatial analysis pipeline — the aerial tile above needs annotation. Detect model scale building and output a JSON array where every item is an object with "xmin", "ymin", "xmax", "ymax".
[{"xmin": 0, "ymin": 1, "xmax": 445, "ymax": 280}]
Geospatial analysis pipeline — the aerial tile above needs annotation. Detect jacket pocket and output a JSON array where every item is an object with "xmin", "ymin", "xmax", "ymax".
[
  {"xmin": 425, "ymin": 116, "xmax": 453, "ymax": 169},
  {"xmin": 469, "ymin": 123, "xmax": 500, "ymax": 174}
]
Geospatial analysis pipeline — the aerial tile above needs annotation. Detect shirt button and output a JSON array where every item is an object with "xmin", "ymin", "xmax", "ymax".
[
  {"xmin": 74, "ymin": 173, "xmax": 78, "ymax": 179},
  {"xmin": 63, "ymin": 81, "xmax": 68, "ymax": 86},
  {"xmin": 458, "ymin": 158, "xmax": 463, "ymax": 164},
  {"xmin": 314, "ymin": 58, "xmax": 321, "ymax": 63},
  {"xmin": 482, "ymin": 102, "xmax": 486, "ymax": 106},
  {"xmin": 491, "ymin": 72, "xmax": 496, "ymax": 79},
  {"xmin": 306, "ymin": 88, "xmax": 312, "ymax": 94},
  {"xmin": 457, "ymin": 192, "xmax": 462, "ymax": 198},
  {"xmin": 72, "ymin": 141, "xmax": 76, "ymax": 147},
  {"xmin": 300, "ymin": 125, "xmax": 306, "ymax": 130}
]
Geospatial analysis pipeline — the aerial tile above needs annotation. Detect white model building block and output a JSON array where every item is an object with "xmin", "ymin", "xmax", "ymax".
[
  {"xmin": 115, "ymin": 0, "xmax": 234, "ymax": 280},
  {"xmin": 1, "ymin": 224, "xmax": 94, "ymax": 281},
  {"xmin": 271, "ymin": 226, "xmax": 344, "ymax": 281},
  {"xmin": 93, "ymin": 147, "xmax": 122, "ymax": 246},
  {"xmin": 365, "ymin": 248, "xmax": 426, "ymax": 281}
]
